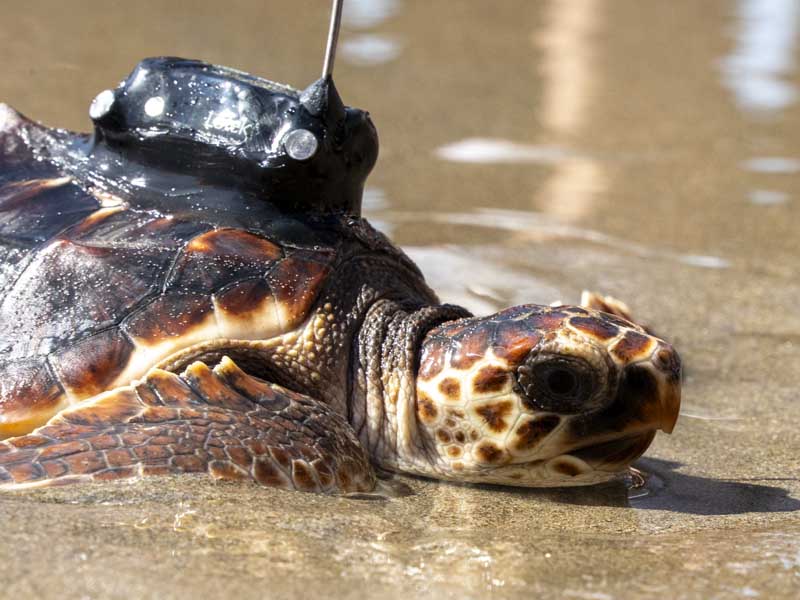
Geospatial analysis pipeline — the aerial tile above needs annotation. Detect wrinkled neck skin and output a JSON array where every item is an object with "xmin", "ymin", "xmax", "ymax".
[{"xmin": 351, "ymin": 300, "xmax": 470, "ymax": 475}]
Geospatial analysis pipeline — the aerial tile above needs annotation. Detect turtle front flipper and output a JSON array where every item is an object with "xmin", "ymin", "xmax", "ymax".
[
  {"xmin": 0, "ymin": 357, "xmax": 375, "ymax": 494},
  {"xmin": 579, "ymin": 290, "xmax": 659, "ymax": 335},
  {"xmin": 579, "ymin": 291, "xmax": 637, "ymax": 323}
]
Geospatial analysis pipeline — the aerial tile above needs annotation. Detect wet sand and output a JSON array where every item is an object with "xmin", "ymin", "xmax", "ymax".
[{"xmin": 1, "ymin": 1, "xmax": 799, "ymax": 598}]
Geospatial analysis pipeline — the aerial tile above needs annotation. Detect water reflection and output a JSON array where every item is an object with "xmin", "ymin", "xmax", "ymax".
[
  {"xmin": 721, "ymin": 0, "xmax": 800, "ymax": 114},
  {"xmin": 341, "ymin": 0, "xmax": 403, "ymax": 67},
  {"xmin": 404, "ymin": 245, "xmax": 560, "ymax": 314},
  {"xmin": 389, "ymin": 208, "xmax": 731, "ymax": 271},
  {"xmin": 748, "ymin": 189, "xmax": 790, "ymax": 206},
  {"xmin": 435, "ymin": 138, "xmax": 571, "ymax": 165},
  {"xmin": 341, "ymin": 34, "xmax": 403, "ymax": 66},
  {"xmin": 533, "ymin": 0, "xmax": 607, "ymax": 222},
  {"xmin": 342, "ymin": 0, "xmax": 401, "ymax": 29},
  {"xmin": 743, "ymin": 156, "xmax": 800, "ymax": 173}
]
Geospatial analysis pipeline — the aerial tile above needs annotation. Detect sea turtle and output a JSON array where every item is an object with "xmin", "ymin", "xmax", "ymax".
[{"xmin": 0, "ymin": 30, "xmax": 681, "ymax": 495}]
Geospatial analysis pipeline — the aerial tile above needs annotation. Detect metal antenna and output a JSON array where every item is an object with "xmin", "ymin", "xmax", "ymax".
[{"xmin": 322, "ymin": 0, "xmax": 344, "ymax": 78}]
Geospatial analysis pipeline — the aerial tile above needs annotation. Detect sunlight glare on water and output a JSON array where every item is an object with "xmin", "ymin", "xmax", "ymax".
[{"xmin": 720, "ymin": 0, "xmax": 800, "ymax": 114}]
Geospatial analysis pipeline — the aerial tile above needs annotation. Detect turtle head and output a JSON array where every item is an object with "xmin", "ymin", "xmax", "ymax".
[
  {"xmin": 87, "ymin": 57, "xmax": 378, "ymax": 214},
  {"xmin": 413, "ymin": 305, "xmax": 681, "ymax": 487}
]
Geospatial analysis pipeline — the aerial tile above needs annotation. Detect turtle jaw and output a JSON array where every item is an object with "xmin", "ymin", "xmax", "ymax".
[
  {"xmin": 411, "ymin": 429, "xmax": 660, "ymax": 488},
  {"xmin": 562, "ymin": 429, "xmax": 657, "ymax": 474}
]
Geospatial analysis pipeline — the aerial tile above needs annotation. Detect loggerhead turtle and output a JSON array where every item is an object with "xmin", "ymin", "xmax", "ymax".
[{"xmin": 0, "ymin": 15, "xmax": 681, "ymax": 495}]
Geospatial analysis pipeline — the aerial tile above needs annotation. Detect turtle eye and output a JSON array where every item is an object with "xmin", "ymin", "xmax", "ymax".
[
  {"xmin": 283, "ymin": 128, "xmax": 319, "ymax": 161},
  {"xmin": 516, "ymin": 355, "xmax": 598, "ymax": 413},
  {"xmin": 545, "ymin": 367, "xmax": 578, "ymax": 396}
]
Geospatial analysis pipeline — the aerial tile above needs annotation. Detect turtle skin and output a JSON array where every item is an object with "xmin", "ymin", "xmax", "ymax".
[{"xmin": 0, "ymin": 105, "xmax": 396, "ymax": 492}]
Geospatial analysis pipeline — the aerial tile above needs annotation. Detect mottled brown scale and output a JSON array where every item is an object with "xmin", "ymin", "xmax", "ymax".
[
  {"xmin": 416, "ymin": 392, "xmax": 439, "ymax": 424},
  {"xmin": 472, "ymin": 365, "xmax": 510, "ymax": 394},
  {"xmin": 523, "ymin": 310, "xmax": 568, "ymax": 332},
  {"xmin": 511, "ymin": 415, "xmax": 561, "ymax": 453},
  {"xmin": 90, "ymin": 434, "xmax": 120, "ymax": 450},
  {"xmin": 38, "ymin": 440, "xmax": 88, "ymax": 460},
  {"xmin": 474, "ymin": 400, "xmax": 514, "ymax": 433},
  {"xmin": 105, "ymin": 449, "xmax": 135, "ymax": 466},
  {"xmin": 569, "ymin": 316, "xmax": 620, "ymax": 341},
  {"xmin": 611, "ymin": 331, "xmax": 655, "ymax": 362},
  {"xmin": 474, "ymin": 441, "xmax": 508, "ymax": 465},
  {"xmin": 438, "ymin": 378, "xmax": 461, "ymax": 401},
  {"xmin": 447, "ymin": 446, "xmax": 462, "ymax": 458},
  {"xmin": 436, "ymin": 429, "xmax": 451, "ymax": 443},
  {"xmin": 63, "ymin": 451, "xmax": 107, "ymax": 475},
  {"xmin": 42, "ymin": 461, "xmax": 68, "ymax": 479},
  {"xmin": 5, "ymin": 462, "xmax": 44, "ymax": 483},
  {"xmin": 50, "ymin": 328, "xmax": 134, "ymax": 399},
  {"xmin": 491, "ymin": 321, "xmax": 540, "ymax": 364}
]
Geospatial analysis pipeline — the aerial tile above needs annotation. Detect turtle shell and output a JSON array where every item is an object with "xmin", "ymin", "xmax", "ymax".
[{"xmin": 0, "ymin": 58, "xmax": 396, "ymax": 438}]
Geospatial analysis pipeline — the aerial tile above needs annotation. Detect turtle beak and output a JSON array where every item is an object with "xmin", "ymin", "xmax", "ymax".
[
  {"xmin": 653, "ymin": 342, "xmax": 682, "ymax": 434},
  {"xmin": 657, "ymin": 376, "xmax": 681, "ymax": 434}
]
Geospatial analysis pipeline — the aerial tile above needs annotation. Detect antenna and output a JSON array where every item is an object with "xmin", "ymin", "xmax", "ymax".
[{"xmin": 322, "ymin": 0, "xmax": 344, "ymax": 78}]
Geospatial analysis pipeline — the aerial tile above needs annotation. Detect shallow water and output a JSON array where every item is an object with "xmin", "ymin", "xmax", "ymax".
[{"xmin": 1, "ymin": 1, "xmax": 799, "ymax": 598}]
